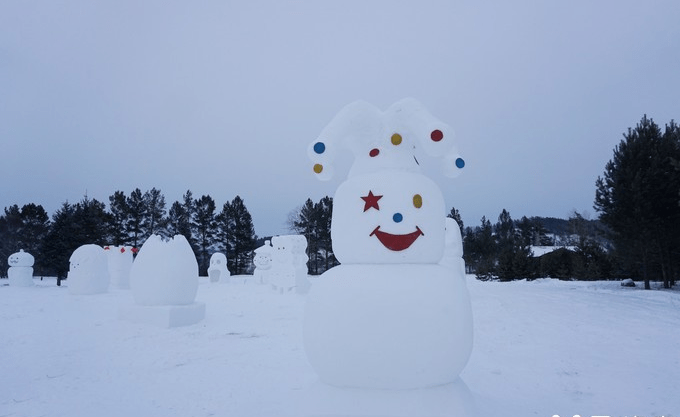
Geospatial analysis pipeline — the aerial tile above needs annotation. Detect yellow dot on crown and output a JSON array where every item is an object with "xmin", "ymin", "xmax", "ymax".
[
  {"xmin": 413, "ymin": 194, "xmax": 423, "ymax": 208},
  {"xmin": 313, "ymin": 164, "xmax": 323, "ymax": 174},
  {"xmin": 391, "ymin": 133, "xmax": 402, "ymax": 145}
]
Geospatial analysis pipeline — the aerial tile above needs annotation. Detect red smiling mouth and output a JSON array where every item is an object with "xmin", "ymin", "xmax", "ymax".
[{"xmin": 370, "ymin": 226, "xmax": 424, "ymax": 251}]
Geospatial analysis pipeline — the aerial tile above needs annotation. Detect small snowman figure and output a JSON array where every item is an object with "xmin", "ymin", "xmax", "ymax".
[
  {"xmin": 304, "ymin": 98, "xmax": 472, "ymax": 389},
  {"xmin": 207, "ymin": 252, "xmax": 230, "ymax": 283},
  {"xmin": 7, "ymin": 249, "xmax": 35, "ymax": 287},
  {"xmin": 253, "ymin": 240, "xmax": 273, "ymax": 285}
]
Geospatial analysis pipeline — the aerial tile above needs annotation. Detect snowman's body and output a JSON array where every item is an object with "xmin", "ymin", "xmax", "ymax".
[{"xmin": 304, "ymin": 99, "xmax": 472, "ymax": 389}]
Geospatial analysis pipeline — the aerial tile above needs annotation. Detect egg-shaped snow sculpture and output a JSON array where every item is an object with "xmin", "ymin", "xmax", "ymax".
[
  {"xmin": 129, "ymin": 234, "xmax": 199, "ymax": 306},
  {"xmin": 67, "ymin": 244, "xmax": 110, "ymax": 295}
]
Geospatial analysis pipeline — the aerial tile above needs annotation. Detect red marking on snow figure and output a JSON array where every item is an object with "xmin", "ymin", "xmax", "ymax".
[
  {"xmin": 430, "ymin": 129, "xmax": 443, "ymax": 142},
  {"xmin": 369, "ymin": 225, "xmax": 424, "ymax": 251},
  {"xmin": 361, "ymin": 191, "xmax": 382, "ymax": 212}
]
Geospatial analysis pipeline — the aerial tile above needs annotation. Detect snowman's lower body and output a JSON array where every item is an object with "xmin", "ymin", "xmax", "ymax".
[{"xmin": 303, "ymin": 264, "xmax": 472, "ymax": 389}]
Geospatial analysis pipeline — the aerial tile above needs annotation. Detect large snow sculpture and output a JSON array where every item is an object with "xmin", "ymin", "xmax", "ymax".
[
  {"xmin": 105, "ymin": 245, "xmax": 133, "ymax": 289},
  {"xmin": 207, "ymin": 252, "xmax": 230, "ymax": 283},
  {"xmin": 269, "ymin": 235, "xmax": 310, "ymax": 294},
  {"xmin": 303, "ymin": 98, "xmax": 472, "ymax": 389},
  {"xmin": 119, "ymin": 234, "xmax": 205, "ymax": 327},
  {"xmin": 7, "ymin": 249, "xmax": 34, "ymax": 287},
  {"xmin": 67, "ymin": 245, "xmax": 110, "ymax": 295},
  {"xmin": 253, "ymin": 240, "xmax": 273, "ymax": 285}
]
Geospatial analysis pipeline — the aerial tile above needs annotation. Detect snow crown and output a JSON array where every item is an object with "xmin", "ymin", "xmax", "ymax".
[{"xmin": 308, "ymin": 98, "xmax": 464, "ymax": 180}]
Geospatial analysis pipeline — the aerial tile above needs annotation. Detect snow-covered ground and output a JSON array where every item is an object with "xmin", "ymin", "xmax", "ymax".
[{"xmin": 1, "ymin": 275, "xmax": 678, "ymax": 417}]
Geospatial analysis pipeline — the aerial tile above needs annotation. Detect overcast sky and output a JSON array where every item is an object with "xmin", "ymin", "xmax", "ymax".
[{"xmin": 2, "ymin": 1, "xmax": 679, "ymax": 237}]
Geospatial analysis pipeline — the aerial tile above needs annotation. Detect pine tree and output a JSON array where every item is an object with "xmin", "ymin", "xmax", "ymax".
[
  {"xmin": 595, "ymin": 115, "xmax": 680, "ymax": 289},
  {"xmin": 41, "ymin": 202, "xmax": 78, "ymax": 280},
  {"xmin": 19, "ymin": 203, "xmax": 51, "ymax": 275},
  {"xmin": 108, "ymin": 190, "xmax": 130, "ymax": 246},
  {"xmin": 193, "ymin": 194, "xmax": 217, "ymax": 275},
  {"xmin": 0, "ymin": 205, "xmax": 23, "ymax": 274},
  {"xmin": 495, "ymin": 209, "xmax": 516, "ymax": 281},
  {"xmin": 143, "ymin": 188, "xmax": 167, "ymax": 237},
  {"xmin": 125, "ymin": 188, "xmax": 148, "ymax": 248},
  {"xmin": 217, "ymin": 196, "xmax": 256, "ymax": 274}
]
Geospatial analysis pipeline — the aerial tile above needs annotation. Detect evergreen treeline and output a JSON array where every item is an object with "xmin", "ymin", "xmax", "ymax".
[
  {"xmin": 0, "ymin": 189, "xmax": 257, "ymax": 278},
  {"xmin": 462, "ymin": 209, "xmax": 613, "ymax": 281},
  {"xmin": 2, "ymin": 115, "xmax": 677, "ymax": 288}
]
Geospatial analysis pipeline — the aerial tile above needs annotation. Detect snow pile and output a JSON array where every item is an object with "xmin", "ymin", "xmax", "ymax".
[
  {"xmin": 7, "ymin": 249, "xmax": 34, "ymax": 287},
  {"xmin": 120, "ymin": 234, "xmax": 204, "ymax": 327},
  {"xmin": 67, "ymin": 244, "xmax": 110, "ymax": 295},
  {"xmin": 105, "ymin": 245, "xmax": 133, "ymax": 289},
  {"xmin": 304, "ymin": 99, "xmax": 472, "ymax": 389},
  {"xmin": 207, "ymin": 252, "xmax": 230, "ymax": 283}
]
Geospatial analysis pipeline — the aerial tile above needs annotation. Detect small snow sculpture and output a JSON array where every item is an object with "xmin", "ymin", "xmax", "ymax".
[
  {"xmin": 304, "ymin": 99, "xmax": 473, "ymax": 389},
  {"xmin": 253, "ymin": 241, "xmax": 273, "ymax": 285},
  {"xmin": 207, "ymin": 252, "xmax": 230, "ymax": 283},
  {"xmin": 105, "ymin": 245, "xmax": 133, "ymax": 289},
  {"xmin": 7, "ymin": 249, "xmax": 34, "ymax": 287},
  {"xmin": 67, "ymin": 245, "xmax": 110, "ymax": 295},
  {"xmin": 119, "ymin": 234, "xmax": 205, "ymax": 327},
  {"xmin": 269, "ymin": 235, "xmax": 309, "ymax": 294}
]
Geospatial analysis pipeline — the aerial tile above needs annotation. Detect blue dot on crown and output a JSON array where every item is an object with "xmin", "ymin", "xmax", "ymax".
[
  {"xmin": 314, "ymin": 142, "xmax": 326, "ymax": 154},
  {"xmin": 455, "ymin": 158, "xmax": 465, "ymax": 169}
]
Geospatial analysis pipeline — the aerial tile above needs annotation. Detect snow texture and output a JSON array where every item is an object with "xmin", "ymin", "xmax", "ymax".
[
  {"xmin": 7, "ymin": 249, "xmax": 34, "ymax": 287},
  {"xmin": 207, "ymin": 252, "xmax": 230, "ymax": 283},
  {"xmin": 67, "ymin": 244, "xmax": 110, "ymax": 295},
  {"xmin": 2, "ymin": 276, "xmax": 678, "ymax": 417},
  {"xmin": 105, "ymin": 245, "xmax": 133, "ymax": 289}
]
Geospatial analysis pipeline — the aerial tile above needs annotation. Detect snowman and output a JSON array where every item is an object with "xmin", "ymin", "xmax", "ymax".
[
  {"xmin": 7, "ymin": 249, "xmax": 35, "ymax": 287},
  {"xmin": 207, "ymin": 252, "xmax": 230, "ymax": 283},
  {"xmin": 303, "ymin": 98, "xmax": 473, "ymax": 389},
  {"xmin": 253, "ymin": 240, "xmax": 273, "ymax": 285}
]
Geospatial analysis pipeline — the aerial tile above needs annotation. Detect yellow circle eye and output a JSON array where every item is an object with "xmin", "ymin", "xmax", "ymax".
[
  {"xmin": 413, "ymin": 194, "xmax": 422, "ymax": 208},
  {"xmin": 391, "ymin": 133, "xmax": 402, "ymax": 145},
  {"xmin": 313, "ymin": 164, "xmax": 323, "ymax": 174}
]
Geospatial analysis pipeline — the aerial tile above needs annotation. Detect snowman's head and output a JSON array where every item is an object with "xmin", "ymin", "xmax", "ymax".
[
  {"xmin": 253, "ymin": 241, "xmax": 273, "ymax": 269},
  {"xmin": 309, "ymin": 99, "xmax": 463, "ymax": 265},
  {"xmin": 209, "ymin": 253, "xmax": 227, "ymax": 268},
  {"xmin": 332, "ymin": 171, "xmax": 445, "ymax": 264}
]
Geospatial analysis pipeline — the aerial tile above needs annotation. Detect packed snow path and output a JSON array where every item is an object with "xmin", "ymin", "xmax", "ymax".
[{"xmin": 1, "ymin": 276, "xmax": 678, "ymax": 417}]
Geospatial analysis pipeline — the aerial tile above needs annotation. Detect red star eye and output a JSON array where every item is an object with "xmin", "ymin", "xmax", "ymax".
[{"xmin": 361, "ymin": 191, "xmax": 382, "ymax": 212}]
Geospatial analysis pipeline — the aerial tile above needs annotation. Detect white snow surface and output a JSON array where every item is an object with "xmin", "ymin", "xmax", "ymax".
[{"xmin": 1, "ymin": 276, "xmax": 679, "ymax": 417}]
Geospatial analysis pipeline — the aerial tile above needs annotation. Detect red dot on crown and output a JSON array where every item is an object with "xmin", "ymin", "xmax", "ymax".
[
  {"xmin": 369, "ymin": 148, "xmax": 380, "ymax": 157},
  {"xmin": 431, "ymin": 129, "xmax": 443, "ymax": 142}
]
